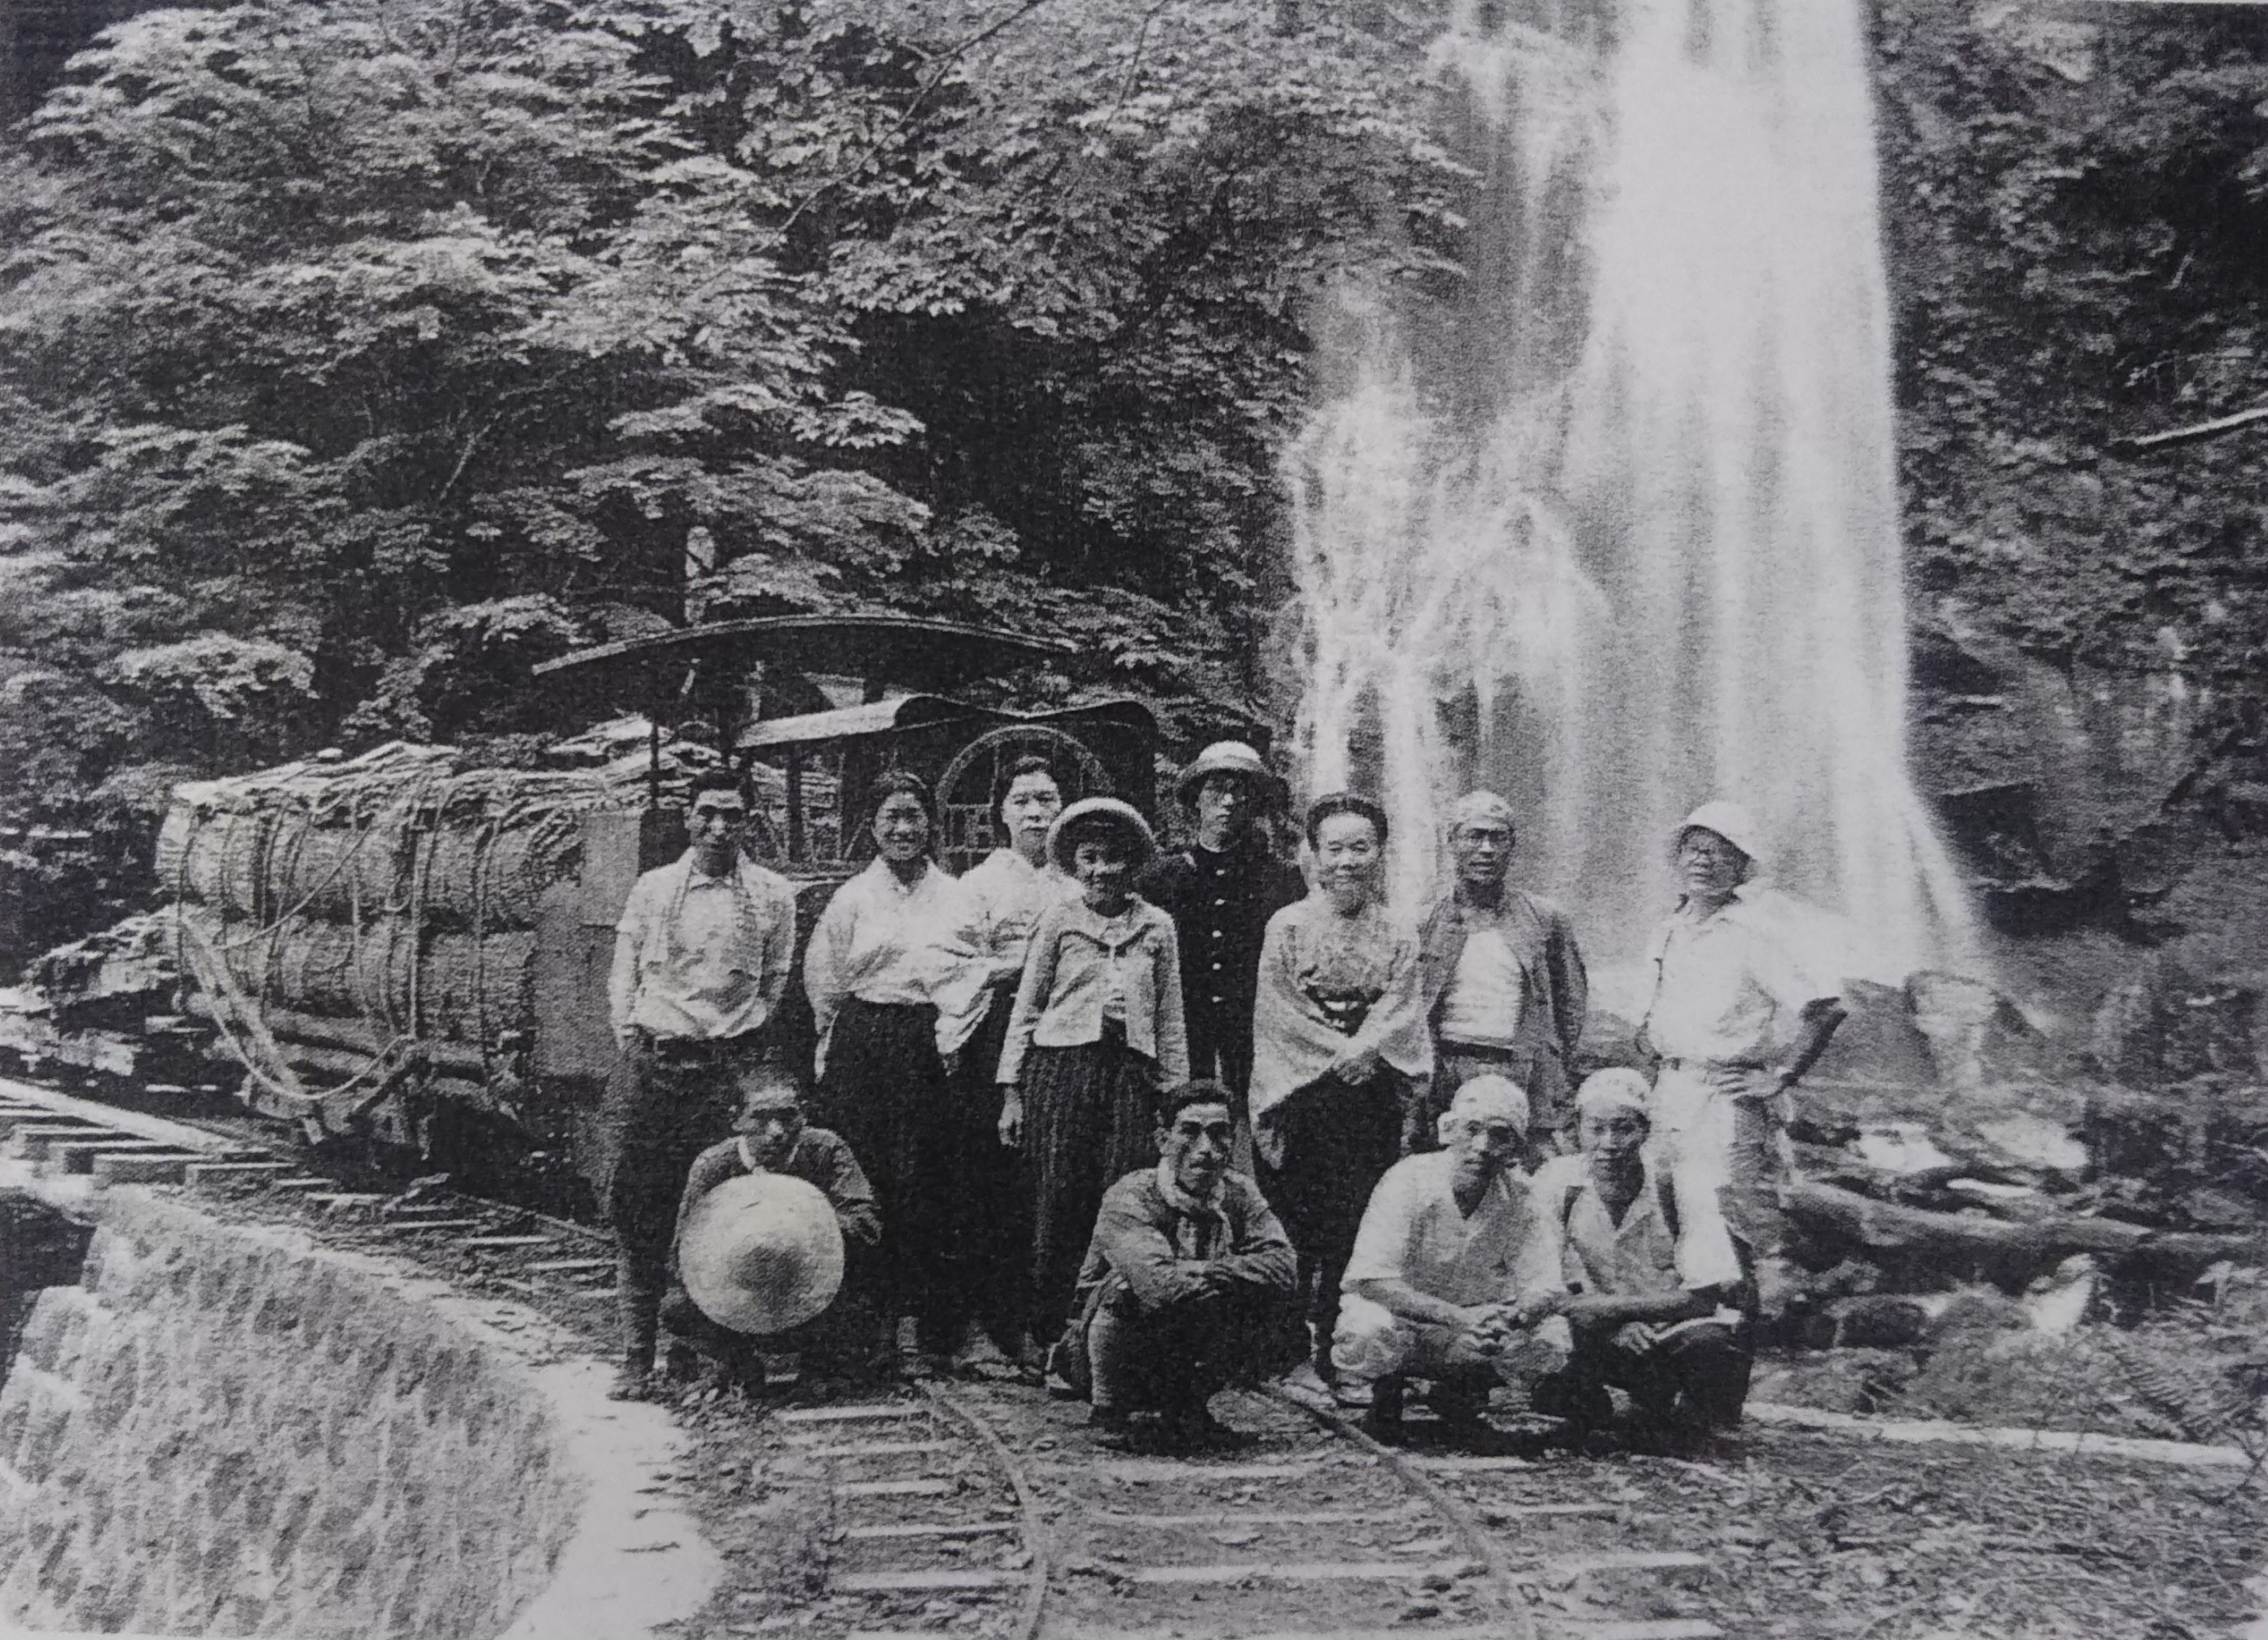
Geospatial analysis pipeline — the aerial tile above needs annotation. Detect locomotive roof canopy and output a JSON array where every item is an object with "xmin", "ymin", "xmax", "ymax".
[{"xmin": 530, "ymin": 612, "xmax": 1074, "ymax": 707}]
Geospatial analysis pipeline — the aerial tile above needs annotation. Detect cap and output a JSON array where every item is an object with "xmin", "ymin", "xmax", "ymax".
[{"xmin": 678, "ymin": 1173, "xmax": 846, "ymax": 1335}]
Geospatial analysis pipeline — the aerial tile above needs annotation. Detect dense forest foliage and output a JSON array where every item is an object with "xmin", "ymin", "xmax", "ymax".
[
  {"xmin": 6, "ymin": 0, "xmax": 2268, "ymax": 957},
  {"xmin": 1877, "ymin": 3, "xmax": 2268, "ymax": 711},
  {"xmin": 0, "ymin": 0, "xmax": 1455, "ymax": 815}
]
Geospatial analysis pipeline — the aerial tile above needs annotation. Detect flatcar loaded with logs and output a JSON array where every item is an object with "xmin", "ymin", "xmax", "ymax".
[{"xmin": 151, "ymin": 616, "xmax": 1162, "ymax": 1204}]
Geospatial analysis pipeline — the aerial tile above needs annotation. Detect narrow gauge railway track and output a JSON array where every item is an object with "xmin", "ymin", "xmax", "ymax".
[
  {"xmin": 761, "ymin": 1380, "xmax": 1728, "ymax": 1640},
  {"xmin": 0, "ymin": 1075, "xmax": 623, "ymax": 1310},
  {"xmin": 1, "ymin": 1074, "xmax": 1731, "ymax": 1638}
]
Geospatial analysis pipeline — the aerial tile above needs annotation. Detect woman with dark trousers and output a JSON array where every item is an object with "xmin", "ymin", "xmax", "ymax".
[
  {"xmin": 1249, "ymin": 793, "xmax": 1432, "ymax": 1388},
  {"xmin": 941, "ymin": 755, "xmax": 1073, "ymax": 1370},
  {"xmin": 805, "ymin": 770, "xmax": 979, "ymax": 1376}
]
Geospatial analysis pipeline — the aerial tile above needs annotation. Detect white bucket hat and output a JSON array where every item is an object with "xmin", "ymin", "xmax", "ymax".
[{"xmin": 1672, "ymin": 800, "xmax": 1766, "ymax": 866}]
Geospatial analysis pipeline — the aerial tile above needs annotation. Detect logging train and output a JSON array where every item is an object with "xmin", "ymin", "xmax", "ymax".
[{"xmin": 152, "ymin": 615, "xmax": 1167, "ymax": 1205}]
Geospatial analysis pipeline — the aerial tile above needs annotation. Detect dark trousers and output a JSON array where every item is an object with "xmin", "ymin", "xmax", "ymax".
[
  {"xmin": 1555, "ymin": 1317, "xmax": 1753, "ymax": 1433},
  {"xmin": 1257, "ymin": 1072, "xmax": 1406, "ymax": 1374},
  {"xmin": 1087, "ymin": 1278, "xmax": 1278, "ymax": 1414},
  {"xmin": 603, "ymin": 1036, "xmax": 750, "ymax": 1366},
  {"xmin": 819, "ymin": 998, "xmax": 962, "ymax": 1343},
  {"xmin": 961, "ymin": 982, "xmax": 1032, "ymax": 1345}
]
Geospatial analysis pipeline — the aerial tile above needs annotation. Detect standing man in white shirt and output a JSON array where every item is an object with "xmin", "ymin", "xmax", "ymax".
[
  {"xmin": 1417, "ymin": 791, "xmax": 1588, "ymax": 1152},
  {"xmin": 603, "ymin": 767, "xmax": 798, "ymax": 1399},
  {"xmin": 1637, "ymin": 800, "xmax": 1845, "ymax": 1312}
]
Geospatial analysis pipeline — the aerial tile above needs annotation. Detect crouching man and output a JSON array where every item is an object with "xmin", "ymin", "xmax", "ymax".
[
  {"xmin": 659, "ymin": 1064, "xmax": 883, "ymax": 1392},
  {"xmin": 1072, "ymin": 1081, "xmax": 1296, "ymax": 1452},
  {"xmin": 1527, "ymin": 1070, "xmax": 1754, "ymax": 1440},
  {"xmin": 1332, "ymin": 1076, "xmax": 1571, "ymax": 1440}
]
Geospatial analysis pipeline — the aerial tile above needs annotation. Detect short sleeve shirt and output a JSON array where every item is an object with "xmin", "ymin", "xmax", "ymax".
[{"xmin": 1343, "ymin": 1151, "xmax": 1563, "ymax": 1309}]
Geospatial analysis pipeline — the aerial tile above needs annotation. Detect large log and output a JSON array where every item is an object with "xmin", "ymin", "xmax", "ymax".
[{"xmin": 1783, "ymin": 1179, "xmax": 2265, "ymax": 1285}]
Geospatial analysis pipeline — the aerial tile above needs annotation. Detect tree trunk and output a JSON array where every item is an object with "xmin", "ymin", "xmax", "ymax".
[{"xmin": 1783, "ymin": 1179, "xmax": 2264, "ymax": 1287}]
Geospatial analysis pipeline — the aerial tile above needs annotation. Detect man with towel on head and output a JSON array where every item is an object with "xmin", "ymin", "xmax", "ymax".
[
  {"xmin": 659, "ymin": 1063, "xmax": 882, "ymax": 1392},
  {"xmin": 1528, "ymin": 1070, "xmax": 1755, "ymax": 1440},
  {"xmin": 1417, "ymin": 790, "xmax": 1588, "ymax": 1151},
  {"xmin": 1331, "ymin": 1076, "xmax": 1570, "ymax": 1440}
]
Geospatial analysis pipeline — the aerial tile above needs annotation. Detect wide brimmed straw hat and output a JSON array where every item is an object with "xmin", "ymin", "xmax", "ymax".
[
  {"xmin": 1672, "ymin": 800, "xmax": 1766, "ymax": 866},
  {"xmin": 1173, "ymin": 740, "xmax": 1290, "ymax": 810},
  {"xmin": 1047, "ymin": 796, "xmax": 1159, "ymax": 874},
  {"xmin": 679, "ymin": 1173, "xmax": 845, "ymax": 1336}
]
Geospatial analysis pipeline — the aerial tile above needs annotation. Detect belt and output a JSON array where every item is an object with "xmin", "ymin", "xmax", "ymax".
[
  {"xmin": 643, "ymin": 1033, "xmax": 761, "ymax": 1064},
  {"xmin": 1660, "ymin": 1057, "xmax": 1767, "ymax": 1073},
  {"xmin": 1439, "ymin": 1041, "xmax": 1527, "ymax": 1060}
]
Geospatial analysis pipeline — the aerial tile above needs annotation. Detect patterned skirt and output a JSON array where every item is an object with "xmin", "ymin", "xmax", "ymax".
[{"xmin": 1019, "ymin": 1028, "xmax": 1160, "ymax": 1335}]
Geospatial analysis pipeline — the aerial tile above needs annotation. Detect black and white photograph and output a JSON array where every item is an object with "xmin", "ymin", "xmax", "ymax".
[{"xmin": 1, "ymin": 0, "xmax": 2265, "ymax": 1635}]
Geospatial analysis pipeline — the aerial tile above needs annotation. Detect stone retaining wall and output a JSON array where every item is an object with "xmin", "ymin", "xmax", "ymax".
[{"xmin": 0, "ymin": 1191, "xmax": 583, "ymax": 1638}]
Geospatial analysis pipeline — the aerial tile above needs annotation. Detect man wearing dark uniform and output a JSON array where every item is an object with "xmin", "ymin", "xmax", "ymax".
[{"xmin": 1140, "ymin": 741, "xmax": 1305, "ymax": 1138}]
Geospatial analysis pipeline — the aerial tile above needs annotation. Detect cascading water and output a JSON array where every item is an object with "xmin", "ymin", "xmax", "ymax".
[{"xmin": 1288, "ymin": 0, "xmax": 1976, "ymax": 980}]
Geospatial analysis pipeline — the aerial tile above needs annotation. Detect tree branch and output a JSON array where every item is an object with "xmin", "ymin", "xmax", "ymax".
[{"xmin": 770, "ymin": 0, "xmax": 1055, "ymax": 245}]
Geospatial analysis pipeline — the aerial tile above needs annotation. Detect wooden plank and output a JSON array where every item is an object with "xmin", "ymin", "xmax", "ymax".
[
  {"xmin": 835, "ymin": 1478, "xmax": 954, "ymax": 1499},
  {"xmin": 797, "ymin": 1440, "xmax": 957, "ymax": 1461},
  {"xmin": 1094, "ymin": 1503, "xmax": 1426, "ymax": 1529},
  {"xmin": 1746, "ymin": 1400, "xmax": 2253, "ymax": 1469},
  {"xmin": 1125, "ymin": 1559, "xmax": 1476, "ymax": 1586},
  {"xmin": 185, "ymin": 1160, "xmax": 293, "ymax": 1190},
  {"xmin": 840, "ymin": 1521, "xmax": 1019, "ymax": 1543},
  {"xmin": 458, "ymin": 1235, "xmax": 556, "ymax": 1249},
  {"xmin": 832, "ymin": 1569, "xmax": 1020, "ymax": 1594},
  {"xmin": 1545, "ymin": 1550, "xmax": 1710, "ymax": 1577},
  {"xmin": 778, "ymin": 1403, "xmax": 927, "ymax": 1425},
  {"xmin": 46, "ymin": 1138, "xmax": 181, "ymax": 1173},
  {"xmin": 90, "ymin": 1151, "xmax": 204, "ymax": 1186},
  {"xmin": 369, "ymin": 1218, "xmax": 486, "ymax": 1234},
  {"xmin": 1070, "ymin": 1458, "xmax": 1345, "ymax": 1484}
]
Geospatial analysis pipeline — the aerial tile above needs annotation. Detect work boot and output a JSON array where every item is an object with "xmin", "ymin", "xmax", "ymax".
[
  {"xmin": 607, "ymin": 1357, "xmax": 656, "ymax": 1402},
  {"xmin": 950, "ymin": 1324, "xmax": 1013, "ymax": 1379},
  {"xmin": 1162, "ymin": 1405, "xmax": 1252, "ymax": 1454},
  {"xmin": 1356, "ymin": 1375, "xmax": 1406, "ymax": 1442}
]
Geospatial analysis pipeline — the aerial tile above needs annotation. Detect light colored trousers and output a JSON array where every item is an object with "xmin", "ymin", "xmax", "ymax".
[
  {"xmin": 1647, "ymin": 1063, "xmax": 1794, "ymax": 1256},
  {"xmin": 1331, "ymin": 1293, "xmax": 1571, "ymax": 1385}
]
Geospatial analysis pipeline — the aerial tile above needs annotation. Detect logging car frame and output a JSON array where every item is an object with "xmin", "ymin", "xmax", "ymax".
[{"xmin": 160, "ymin": 614, "xmax": 1162, "ymax": 1208}]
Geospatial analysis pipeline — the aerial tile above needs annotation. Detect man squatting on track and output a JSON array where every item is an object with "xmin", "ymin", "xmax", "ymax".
[
  {"xmin": 1067, "ymin": 1080, "xmax": 1297, "ymax": 1451},
  {"xmin": 1331, "ymin": 1075, "xmax": 1573, "ymax": 1439},
  {"xmin": 1528, "ymin": 1070, "xmax": 1756, "ymax": 1438},
  {"xmin": 658, "ymin": 1064, "xmax": 883, "ymax": 1390},
  {"xmin": 605, "ymin": 767, "xmax": 797, "ymax": 1401}
]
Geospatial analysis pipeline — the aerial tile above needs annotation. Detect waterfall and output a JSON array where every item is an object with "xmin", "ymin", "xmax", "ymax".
[{"xmin": 1288, "ymin": 0, "xmax": 1976, "ymax": 980}]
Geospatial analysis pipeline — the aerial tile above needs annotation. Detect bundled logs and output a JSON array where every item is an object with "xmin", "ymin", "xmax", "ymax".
[{"xmin": 157, "ymin": 736, "xmax": 660, "ymax": 1128}]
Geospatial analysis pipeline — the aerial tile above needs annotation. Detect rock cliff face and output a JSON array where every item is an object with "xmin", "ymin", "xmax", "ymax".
[{"xmin": 0, "ymin": 1190, "xmax": 582, "ymax": 1638}]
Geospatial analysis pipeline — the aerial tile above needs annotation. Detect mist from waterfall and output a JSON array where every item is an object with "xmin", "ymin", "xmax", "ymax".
[{"xmin": 1288, "ymin": 0, "xmax": 1976, "ymax": 980}]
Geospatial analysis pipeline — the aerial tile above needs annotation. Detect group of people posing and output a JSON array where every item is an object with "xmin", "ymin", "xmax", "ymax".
[{"xmin": 601, "ymin": 740, "xmax": 1849, "ymax": 1452}]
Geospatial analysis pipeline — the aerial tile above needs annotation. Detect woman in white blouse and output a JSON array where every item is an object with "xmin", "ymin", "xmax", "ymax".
[
  {"xmin": 804, "ymin": 770, "xmax": 977, "ymax": 1376},
  {"xmin": 941, "ymin": 756, "xmax": 1074, "ymax": 1370}
]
